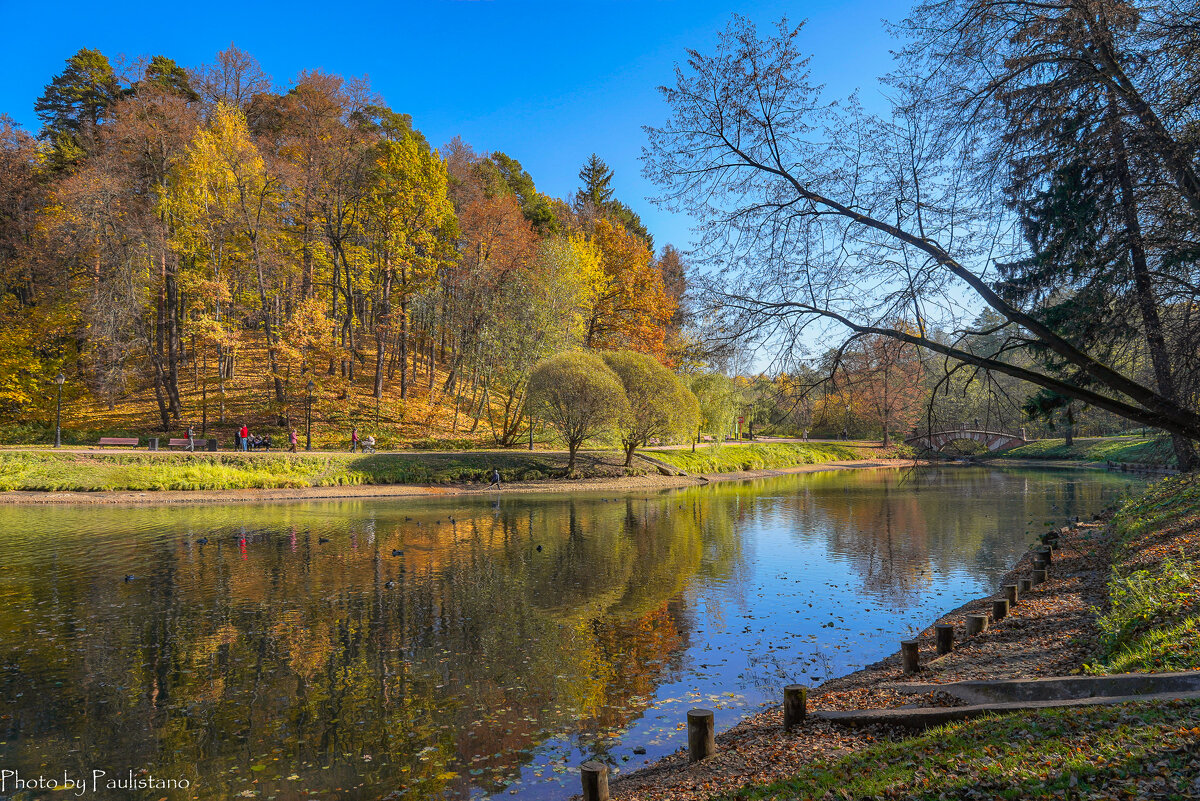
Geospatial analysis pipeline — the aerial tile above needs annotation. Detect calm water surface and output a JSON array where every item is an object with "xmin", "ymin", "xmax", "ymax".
[{"xmin": 0, "ymin": 466, "xmax": 1143, "ymax": 800}]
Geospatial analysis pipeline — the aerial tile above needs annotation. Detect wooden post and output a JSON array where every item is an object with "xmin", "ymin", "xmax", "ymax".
[
  {"xmin": 783, "ymin": 685, "xmax": 807, "ymax": 730},
  {"xmin": 1004, "ymin": 584, "xmax": 1019, "ymax": 607},
  {"xmin": 901, "ymin": 639, "xmax": 920, "ymax": 673},
  {"xmin": 1019, "ymin": 578, "xmax": 1032, "ymax": 594},
  {"xmin": 1032, "ymin": 568, "xmax": 1047, "ymax": 586},
  {"xmin": 1036, "ymin": 546, "xmax": 1053, "ymax": 564},
  {"xmin": 935, "ymin": 624, "xmax": 954, "ymax": 655},
  {"xmin": 965, "ymin": 614, "xmax": 988, "ymax": 636},
  {"xmin": 1033, "ymin": 555, "xmax": 1049, "ymax": 572},
  {"xmin": 992, "ymin": 599, "xmax": 1009, "ymax": 621},
  {"xmin": 580, "ymin": 761, "xmax": 609, "ymax": 801},
  {"xmin": 687, "ymin": 709, "xmax": 715, "ymax": 762}
]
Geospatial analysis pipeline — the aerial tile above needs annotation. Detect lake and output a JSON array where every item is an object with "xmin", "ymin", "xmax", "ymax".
[{"xmin": 0, "ymin": 466, "xmax": 1143, "ymax": 800}]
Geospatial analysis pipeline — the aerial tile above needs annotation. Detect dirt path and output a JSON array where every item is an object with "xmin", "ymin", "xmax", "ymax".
[
  {"xmin": 0, "ymin": 458, "xmax": 920, "ymax": 506},
  {"xmin": 605, "ymin": 518, "xmax": 1115, "ymax": 800}
]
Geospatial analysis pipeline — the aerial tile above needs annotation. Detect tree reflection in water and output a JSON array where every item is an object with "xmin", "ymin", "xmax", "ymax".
[{"xmin": 0, "ymin": 467, "xmax": 1139, "ymax": 799}]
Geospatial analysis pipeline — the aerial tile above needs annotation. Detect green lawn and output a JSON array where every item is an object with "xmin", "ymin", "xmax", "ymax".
[
  {"xmin": 1087, "ymin": 474, "xmax": 1200, "ymax": 675},
  {"xmin": 647, "ymin": 442, "xmax": 862, "ymax": 474},
  {"xmin": 994, "ymin": 435, "xmax": 1175, "ymax": 465},
  {"xmin": 0, "ymin": 450, "xmax": 616, "ymax": 492}
]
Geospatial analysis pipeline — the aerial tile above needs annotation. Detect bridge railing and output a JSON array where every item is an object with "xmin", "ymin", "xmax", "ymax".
[{"xmin": 905, "ymin": 425, "xmax": 1027, "ymax": 441}]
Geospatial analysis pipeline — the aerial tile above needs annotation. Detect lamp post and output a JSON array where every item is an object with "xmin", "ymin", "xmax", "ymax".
[
  {"xmin": 54, "ymin": 373, "xmax": 65, "ymax": 448},
  {"xmin": 306, "ymin": 379, "xmax": 315, "ymax": 452}
]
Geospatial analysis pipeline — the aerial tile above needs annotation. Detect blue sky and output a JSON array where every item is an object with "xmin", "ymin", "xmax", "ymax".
[{"xmin": 0, "ymin": 0, "xmax": 900, "ymax": 252}]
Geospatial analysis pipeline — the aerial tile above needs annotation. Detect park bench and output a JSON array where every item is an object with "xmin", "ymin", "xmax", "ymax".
[
  {"xmin": 167, "ymin": 438, "xmax": 193, "ymax": 449},
  {"xmin": 96, "ymin": 437, "xmax": 139, "ymax": 448}
]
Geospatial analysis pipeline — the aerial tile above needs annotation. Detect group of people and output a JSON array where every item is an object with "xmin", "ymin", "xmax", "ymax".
[
  {"xmin": 234, "ymin": 424, "xmax": 270, "ymax": 451},
  {"xmin": 172, "ymin": 424, "xmax": 379, "ymax": 453}
]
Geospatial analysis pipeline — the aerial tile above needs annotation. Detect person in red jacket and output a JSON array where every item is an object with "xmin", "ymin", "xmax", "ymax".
[{"xmin": 239, "ymin": 423, "xmax": 249, "ymax": 451}]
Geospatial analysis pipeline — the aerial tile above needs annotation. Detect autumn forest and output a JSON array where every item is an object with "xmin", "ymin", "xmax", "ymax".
[{"xmin": 0, "ymin": 45, "xmax": 692, "ymax": 444}]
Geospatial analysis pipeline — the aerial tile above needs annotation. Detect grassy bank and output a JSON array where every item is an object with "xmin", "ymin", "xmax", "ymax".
[
  {"xmin": 647, "ymin": 442, "xmax": 865, "ymax": 474},
  {"xmin": 0, "ymin": 450, "xmax": 632, "ymax": 492},
  {"xmin": 0, "ymin": 442, "xmax": 892, "ymax": 493},
  {"xmin": 993, "ymin": 435, "xmax": 1174, "ymax": 465},
  {"xmin": 712, "ymin": 474, "xmax": 1200, "ymax": 801},
  {"xmin": 723, "ymin": 701, "xmax": 1199, "ymax": 800},
  {"xmin": 1086, "ymin": 473, "xmax": 1200, "ymax": 674}
]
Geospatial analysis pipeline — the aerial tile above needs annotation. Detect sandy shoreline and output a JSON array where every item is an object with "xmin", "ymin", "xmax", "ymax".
[{"xmin": 0, "ymin": 457, "xmax": 921, "ymax": 506}]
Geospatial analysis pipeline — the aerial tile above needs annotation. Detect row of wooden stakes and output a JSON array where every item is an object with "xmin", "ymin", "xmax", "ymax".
[
  {"xmin": 902, "ymin": 533, "xmax": 1058, "ymax": 673},
  {"xmin": 577, "ymin": 529, "xmax": 1064, "ymax": 800},
  {"xmin": 578, "ymin": 685, "xmax": 810, "ymax": 799}
]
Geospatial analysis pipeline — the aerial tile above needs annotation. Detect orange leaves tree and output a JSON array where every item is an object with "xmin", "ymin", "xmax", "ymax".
[
  {"xmin": 843, "ymin": 331, "xmax": 926, "ymax": 446},
  {"xmin": 583, "ymin": 219, "xmax": 675, "ymax": 362}
]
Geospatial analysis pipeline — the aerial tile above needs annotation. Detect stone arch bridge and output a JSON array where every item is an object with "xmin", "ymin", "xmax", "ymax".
[{"xmin": 904, "ymin": 426, "xmax": 1028, "ymax": 453}]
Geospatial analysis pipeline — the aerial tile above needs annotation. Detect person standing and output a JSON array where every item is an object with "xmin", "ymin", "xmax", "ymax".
[
  {"xmin": 350, "ymin": 425, "xmax": 359, "ymax": 453},
  {"xmin": 240, "ymin": 422, "xmax": 249, "ymax": 452},
  {"xmin": 186, "ymin": 425, "xmax": 195, "ymax": 451},
  {"xmin": 289, "ymin": 428, "xmax": 298, "ymax": 453}
]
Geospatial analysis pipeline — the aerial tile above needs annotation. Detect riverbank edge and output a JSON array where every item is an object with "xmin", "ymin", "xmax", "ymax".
[
  {"xmin": 976, "ymin": 455, "xmax": 1178, "ymax": 473},
  {"xmin": 0, "ymin": 457, "xmax": 922, "ymax": 506},
  {"xmin": 607, "ymin": 476, "xmax": 1198, "ymax": 801}
]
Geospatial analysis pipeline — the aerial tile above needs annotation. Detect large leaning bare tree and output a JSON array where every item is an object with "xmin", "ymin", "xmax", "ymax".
[{"xmin": 644, "ymin": 4, "xmax": 1200, "ymax": 468}]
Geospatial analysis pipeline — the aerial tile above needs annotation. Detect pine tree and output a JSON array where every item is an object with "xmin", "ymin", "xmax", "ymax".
[
  {"xmin": 34, "ymin": 48, "xmax": 120, "ymax": 170},
  {"xmin": 575, "ymin": 153, "xmax": 614, "ymax": 209},
  {"xmin": 138, "ymin": 56, "xmax": 199, "ymax": 102},
  {"xmin": 574, "ymin": 153, "xmax": 654, "ymax": 247}
]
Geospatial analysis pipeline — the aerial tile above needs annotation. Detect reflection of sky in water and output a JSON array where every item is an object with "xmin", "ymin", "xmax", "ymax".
[{"xmin": 0, "ymin": 467, "xmax": 1143, "ymax": 800}]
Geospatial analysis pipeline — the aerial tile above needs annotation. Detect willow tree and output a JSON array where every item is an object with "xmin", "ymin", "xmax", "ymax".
[
  {"xmin": 602, "ymin": 349, "xmax": 699, "ymax": 465},
  {"xmin": 528, "ymin": 351, "xmax": 629, "ymax": 474}
]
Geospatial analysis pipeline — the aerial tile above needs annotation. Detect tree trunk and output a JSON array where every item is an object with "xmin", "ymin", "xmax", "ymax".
[
  {"xmin": 469, "ymin": 379, "xmax": 488, "ymax": 435},
  {"xmin": 374, "ymin": 262, "xmax": 393, "ymax": 400},
  {"xmin": 342, "ymin": 256, "xmax": 355, "ymax": 383},
  {"xmin": 1110, "ymin": 100, "xmax": 1197, "ymax": 470},
  {"xmin": 148, "ymin": 343, "xmax": 171, "ymax": 432},
  {"xmin": 164, "ymin": 252, "xmax": 182, "ymax": 422},
  {"xmin": 399, "ymin": 267, "xmax": 408, "ymax": 399}
]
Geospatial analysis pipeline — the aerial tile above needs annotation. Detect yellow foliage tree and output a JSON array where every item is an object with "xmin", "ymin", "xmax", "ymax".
[
  {"xmin": 364, "ymin": 132, "xmax": 457, "ymax": 399},
  {"xmin": 164, "ymin": 102, "xmax": 291, "ymax": 414}
]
